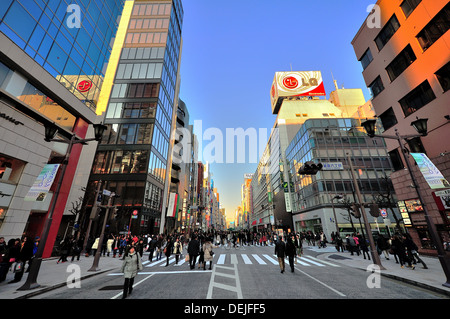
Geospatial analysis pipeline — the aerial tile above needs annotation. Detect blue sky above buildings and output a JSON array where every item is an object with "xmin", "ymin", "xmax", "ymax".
[{"xmin": 178, "ymin": 0, "xmax": 376, "ymax": 218}]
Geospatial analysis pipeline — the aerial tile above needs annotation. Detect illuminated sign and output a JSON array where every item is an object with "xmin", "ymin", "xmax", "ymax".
[
  {"xmin": 411, "ymin": 153, "xmax": 450, "ymax": 189},
  {"xmin": 271, "ymin": 71, "xmax": 326, "ymax": 114}
]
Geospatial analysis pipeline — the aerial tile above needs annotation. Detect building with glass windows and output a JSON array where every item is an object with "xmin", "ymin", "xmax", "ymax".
[
  {"xmin": 0, "ymin": 0, "xmax": 124, "ymax": 257},
  {"xmin": 285, "ymin": 118, "xmax": 400, "ymax": 238},
  {"xmin": 351, "ymin": 0, "xmax": 450, "ymax": 252},
  {"xmin": 249, "ymin": 71, "xmax": 384, "ymax": 234},
  {"xmin": 85, "ymin": 0, "xmax": 184, "ymax": 236}
]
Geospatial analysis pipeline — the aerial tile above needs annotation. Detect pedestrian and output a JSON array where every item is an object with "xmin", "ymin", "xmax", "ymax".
[
  {"xmin": 163, "ymin": 237, "xmax": 173, "ymax": 266},
  {"xmin": 346, "ymin": 234, "xmax": 357, "ymax": 256},
  {"xmin": 202, "ymin": 237, "xmax": 215, "ymax": 270},
  {"xmin": 294, "ymin": 234, "xmax": 303, "ymax": 263},
  {"xmin": 0, "ymin": 237, "xmax": 10, "ymax": 282},
  {"xmin": 9, "ymin": 237, "xmax": 33, "ymax": 284},
  {"xmin": 156, "ymin": 235, "xmax": 163, "ymax": 261},
  {"xmin": 118, "ymin": 235, "xmax": 127, "ymax": 258},
  {"xmin": 376, "ymin": 234, "xmax": 390, "ymax": 260},
  {"xmin": 274, "ymin": 236, "xmax": 286, "ymax": 273},
  {"xmin": 57, "ymin": 237, "xmax": 71, "ymax": 264},
  {"xmin": 173, "ymin": 237, "xmax": 183, "ymax": 265},
  {"xmin": 286, "ymin": 235, "xmax": 296, "ymax": 272},
  {"xmin": 136, "ymin": 237, "xmax": 146, "ymax": 259},
  {"xmin": 120, "ymin": 246, "xmax": 143, "ymax": 299},
  {"xmin": 358, "ymin": 235, "xmax": 371, "ymax": 260},
  {"xmin": 148, "ymin": 235, "xmax": 157, "ymax": 262},
  {"xmin": 392, "ymin": 234, "xmax": 412, "ymax": 269},
  {"xmin": 335, "ymin": 234, "xmax": 344, "ymax": 252},
  {"xmin": 403, "ymin": 234, "xmax": 427, "ymax": 269},
  {"xmin": 187, "ymin": 235, "xmax": 200, "ymax": 269},
  {"xmin": 91, "ymin": 237, "xmax": 99, "ymax": 256},
  {"xmin": 106, "ymin": 234, "xmax": 114, "ymax": 257},
  {"xmin": 70, "ymin": 236, "xmax": 82, "ymax": 262}
]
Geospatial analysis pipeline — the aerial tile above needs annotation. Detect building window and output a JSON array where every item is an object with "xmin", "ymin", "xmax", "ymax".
[
  {"xmin": 375, "ymin": 14, "xmax": 400, "ymax": 51},
  {"xmin": 435, "ymin": 61, "xmax": 450, "ymax": 92},
  {"xmin": 416, "ymin": 3, "xmax": 450, "ymax": 51},
  {"xmin": 379, "ymin": 107, "xmax": 398, "ymax": 131},
  {"xmin": 388, "ymin": 149, "xmax": 404, "ymax": 171},
  {"xmin": 386, "ymin": 44, "xmax": 417, "ymax": 82},
  {"xmin": 368, "ymin": 76, "xmax": 385, "ymax": 98},
  {"xmin": 359, "ymin": 48, "xmax": 373, "ymax": 70},
  {"xmin": 399, "ymin": 80, "xmax": 436, "ymax": 117},
  {"xmin": 407, "ymin": 136, "xmax": 426, "ymax": 154},
  {"xmin": 127, "ymin": 83, "xmax": 160, "ymax": 98},
  {"xmin": 400, "ymin": 0, "xmax": 422, "ymax": 18}
]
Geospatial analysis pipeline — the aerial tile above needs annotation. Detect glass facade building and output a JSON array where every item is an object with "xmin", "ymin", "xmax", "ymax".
[
  {"xmin": 86, "ymin": 0, "xmax": 184, "ymax": 235},
  {"xmin": 285, "ymin": 118, "xmax": 399, "ymax": 235},
  {"xmin": 0, "ymin": 0, "xmax": 124, "ymax": 110}
]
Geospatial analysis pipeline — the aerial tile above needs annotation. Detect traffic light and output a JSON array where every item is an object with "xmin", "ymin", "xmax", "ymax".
[
  {"xmin": 351, "ymin": 204, "xmax": 361, "ymax": 218},
  {"xmin": 298, "ymin": 161, "xmax": 323, "ymax": 175},
  {"xmin": 369, "ymin": 203, "xmax": 380, "ymax": 217}
]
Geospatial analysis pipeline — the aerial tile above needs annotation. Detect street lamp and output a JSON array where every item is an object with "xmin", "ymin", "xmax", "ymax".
[
  {"xmin": 361, "ymin": 118, "xmax": 450, "ymax": 288},
  {"xmin": 18, "ymin": 122, "xmax": 106, "ymax": 291}
]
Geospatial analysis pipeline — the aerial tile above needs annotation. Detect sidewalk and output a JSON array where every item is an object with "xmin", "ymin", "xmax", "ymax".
[
  {"xmin": 309, "ymin": 245, "xmax": 450, "ymax": 297},
  {"xmin": 0, "ymin": 254, "xmax": 125, "ymax": 299}
]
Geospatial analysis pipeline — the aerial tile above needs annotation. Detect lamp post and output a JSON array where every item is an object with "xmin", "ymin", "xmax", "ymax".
[
  {"xmin": 362, "ymin": 118, "xmax": 450, "ymax": 288},
  {"xmin": 18, "ymin": 122, "xmax": 106, "ymax": 291}
]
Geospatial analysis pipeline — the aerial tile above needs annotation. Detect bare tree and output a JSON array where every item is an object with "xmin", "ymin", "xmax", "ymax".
[{"xmin": 373, "ymin": 173, "xmax": 403, "ymax": 233}]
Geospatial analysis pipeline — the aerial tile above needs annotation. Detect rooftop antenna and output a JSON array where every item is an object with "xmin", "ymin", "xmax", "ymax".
[
  {"xmin": 331, "ymin": 71, "xmax": 339, "ymax": 90},
  {"xmin": 290, "ymin": 63, "xmax": 293, "ymax": 71}
]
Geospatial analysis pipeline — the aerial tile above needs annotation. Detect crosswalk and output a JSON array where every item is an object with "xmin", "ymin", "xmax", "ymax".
[{"xmin": 142, "ymin": 253, "xmax": 340, "ymax": 268}]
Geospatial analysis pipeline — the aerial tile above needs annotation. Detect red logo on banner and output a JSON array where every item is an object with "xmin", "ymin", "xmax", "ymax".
[
  {"xmin": 283, "ymin": 76, "xmax": 299, "ymax": 89},
  {"xmin": 77, "ymin": 80, "xmax": 93, "ymax": 92}
]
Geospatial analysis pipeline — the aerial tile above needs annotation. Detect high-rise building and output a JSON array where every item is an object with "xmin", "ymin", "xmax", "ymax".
[
  {"xmin": 250, "ymin": 71, "xmax": 395, "ymax": 236},
  {"xmin": 85, "ymin": 0, "xmax": 184, "ymax": 236},
  {"xmin": 351, "ymin": 0, "xmax": 450, "ymax": 253},
  {"xmin": 0, "ymin": 0, "xmax": 124, "ymax": 257}
]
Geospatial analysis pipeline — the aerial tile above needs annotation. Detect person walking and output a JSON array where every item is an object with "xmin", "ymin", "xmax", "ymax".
[
  {"xmin": 148, "ymin": 235, "xmax": 157, "ymax": 262},
  {"xmin": 346, "ymin": 234, "xmax": 357, "ymax": 256},
  {"xmin": 274, "ymin": 236, "xmax": 286, "ymax": 273},
  {"xmin": 9, "ymin": 237, "xmax": 33, "ymax": 284},
  {"xmin": 294, "ymin": 234, "xmax": 303, "ymax": 263},
  {"xmin": 120, "ymin": 246, "xmax": 143, "ymax": 299},
  {"xmin": 403, "ymin": 234, "xmax": 427, "ymax": 269},
  {"xmin": 286, "ymin": 235, "xmax": 297, "ymax": 273},
  {"xmin": 202, "ymin": 237, "xmax": 215, "ymax": 270},
  {"xmin": 164, "ymin": 237, "xmax": 173, "ymax": 267},
  {"xmin": 377, "ymin": 234, "xmax": 390, "ymax": 260},
  {"xmin": 187, "ymin": 235, "xmax": 200, "ymax": 270},
  {"xmin": 173, "ymin": 237, "xmax": 183, "ymax": 265},
  {"xmin": 70, "ymin": 236, "xmax": 82, "ymax": 262},
  {"xmin": 57, "ymin": 237, "xmax": 71, "ymax": 264}
]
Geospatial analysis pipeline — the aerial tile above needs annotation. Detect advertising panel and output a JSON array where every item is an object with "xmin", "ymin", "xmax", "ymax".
[
  {"xmin": 271, "ymin": 71, "xmax": 326, "ymax": 114},
  {"xmin": 167, "ymin": 192, "xmax": 178, "ymax": 217},
  {"xmin": 411, "ymin": 153, "xmax": 450, "ymax": 189},
  {"xmin": 25, "ymin": 164, "xmax": 60, "ymax": 201}
]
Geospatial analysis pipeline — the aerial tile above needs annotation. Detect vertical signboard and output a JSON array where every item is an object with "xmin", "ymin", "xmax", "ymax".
[
  {"xmin": 411, "ymin": 153, "xmax": 450, "ymax": 189},
  {"xmin": 167, "ymin": 193, "xmax": 178, "ymax": 217},
  {"xmin": 25, "ymin": 164, "xmax": 60, "ymax": 201}
]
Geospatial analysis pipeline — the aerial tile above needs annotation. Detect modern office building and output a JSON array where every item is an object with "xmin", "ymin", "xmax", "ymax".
[
  {"xmin": 352, "ymin": 0, "xmax": 450, "ymax": 253},
  {"xmin": 85, "ymin": 0, "xmax": 184, "ymax": 236},
  {"xmin": 249, "ymin": 70, "xmax": 398, "ymax": 237},
  {"xmin": 285, "ymin": 117, "xmax": 400, "ymax": 237},
  {"xmin": 0, "ymin": 0, "xmax": 124, "ymax": 257}
]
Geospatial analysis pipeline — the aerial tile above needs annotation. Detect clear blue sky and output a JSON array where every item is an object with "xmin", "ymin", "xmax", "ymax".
[{"xmin": 178, "ymin": 0, "xmax": 375, "ymax": 219}]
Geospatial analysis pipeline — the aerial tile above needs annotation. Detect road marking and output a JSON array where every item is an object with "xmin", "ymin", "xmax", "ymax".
[
  {"xmin": 110, "ymin": 273, "xmax": 155, "ymax": 299},
  {"xmin": 294, "ymin": 266, "xmax": 346, "ymax": 297},
  {"xmin": 207, "ymin": 264, "xmax": 243, "ymax": 299},
  {"xmin": 303, "ymin": 256, "xmax": 340, "ymax": 267},
  {"xmin": 262, "ymin": 254, "xmax": 278, "ymax": 265},
  {"xmin": 217, "ymin": 254, "xmax": 225, "ymax": 264},
  {"xmin": 242, "ymin": 254, "xmax": 252, "ymax": 264},
  {"xmin": 230, "ymin": 254, "xmax": 238, "ymax": 264},
  {"xmin": 299, "ymin": 256, "xmax": 325, "ymax": 267},
  {"xmin": 252, "ymin": 254, "xmax": 267, "ymax": 265}
]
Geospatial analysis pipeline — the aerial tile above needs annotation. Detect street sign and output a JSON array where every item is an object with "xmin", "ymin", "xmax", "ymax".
[
  {"xmin": 321, "ymin": 162, "xmax": 344, "ymax": 171},
  {"xmin": 380, "ymin": 208, "xmax": 387, "ymax": 218},
  {"xmin": 103, "ymin": 189, "xmax": 111, "ymax": 196},
  {"xmin": 132, "ymin": 210, "xmax": 138, "ymax": 219}
]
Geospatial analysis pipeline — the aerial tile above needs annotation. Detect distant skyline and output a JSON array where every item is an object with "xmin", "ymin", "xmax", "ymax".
[{"xmin": 178, "ymin": 0, "xmax": 376, "ymax": 220}]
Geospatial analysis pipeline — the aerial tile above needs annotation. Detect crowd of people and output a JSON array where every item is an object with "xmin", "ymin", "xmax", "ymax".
[{"xmin": 1, "ymin": 227, "xmax": 446, "ymax": 289}]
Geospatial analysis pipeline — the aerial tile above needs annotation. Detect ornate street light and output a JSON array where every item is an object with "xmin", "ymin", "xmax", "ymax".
[
  {"xmin": 361, "ymin": 118, "xmax": 450, "ymax": 288},
  {"xmin": 18, "ymin": 122, "xmax": 106, "ymax": 291}
]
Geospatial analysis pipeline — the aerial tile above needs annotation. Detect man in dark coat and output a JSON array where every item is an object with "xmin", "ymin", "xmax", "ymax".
[
  {"xmin": 274, "ymin": 236, "xmax": 286, "ymax": 273},
  {"xmin": 286, "ymin": 236, "xmax": 297, "ymax": 273},
  {"xmin": 187, "ymin": 235, "xmax": 200, "ymax": 270}
]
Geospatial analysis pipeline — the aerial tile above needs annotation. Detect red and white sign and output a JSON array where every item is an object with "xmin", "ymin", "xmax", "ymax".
[
  {"xmin": 167, "ymin": 193, "xmax": 178, "ymax": 218},
  {"xmin": 271, "ymin": 71, "xmax": 326, "ymax": 114},
  {"xmin": 77, "ymin": 80, "xmax": 93, "ymax": 92}
]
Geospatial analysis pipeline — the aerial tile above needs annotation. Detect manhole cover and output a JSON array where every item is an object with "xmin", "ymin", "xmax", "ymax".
[
  {"xmin": 99, "ymin": 285, "xmax": 123, "ymax": 291},
  {"xmin": 328, "ymin": 254, "xmax": 351, "ymax": 260}
]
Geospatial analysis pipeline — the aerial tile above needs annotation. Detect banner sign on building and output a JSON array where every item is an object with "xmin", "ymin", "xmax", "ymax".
[
  {"xmin": 271, "ymin": 71, "xmax": 326, "ymax": 114},
  {"xmin": 25, "ymin": 164, "xmax": 60, "ymax": 201},
  {"xmin": 411, "ymin": 153, "xmax": 450, "ymax": 189},
  {"xmin": 167, "ymin": 193, "xmax": 178, "ymax": 217}
]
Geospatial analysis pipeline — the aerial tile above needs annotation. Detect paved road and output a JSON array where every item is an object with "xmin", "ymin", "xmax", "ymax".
[{"xmin": 30, "ymin": 243, "xmax": 447, "ymax": 300}]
